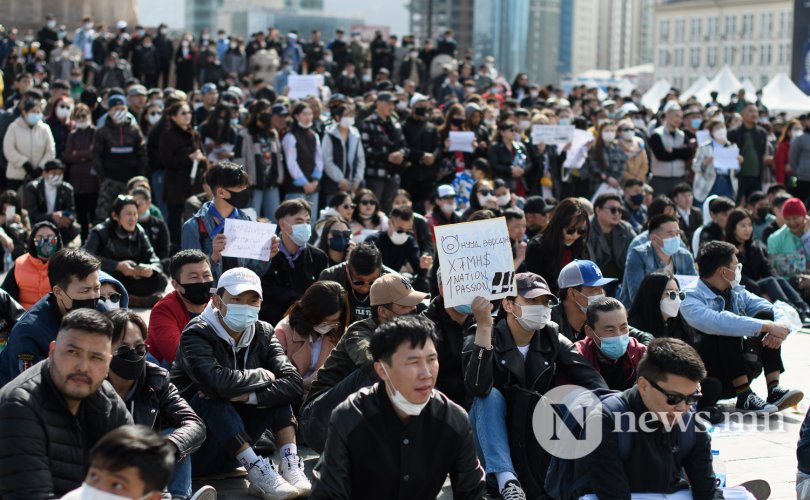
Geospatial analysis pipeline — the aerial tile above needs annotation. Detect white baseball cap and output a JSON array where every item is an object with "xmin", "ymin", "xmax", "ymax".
[
  {"xmin": 436, "ymin": 185, "xmax": 456, "ymax": 199},
  {"xmin": 211, "ymin": 267, "xmax": 263, "ymax": 298}
]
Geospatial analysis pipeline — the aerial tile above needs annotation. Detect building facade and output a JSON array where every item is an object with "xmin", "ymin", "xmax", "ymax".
[
  {"xmin": 654, "ymin": 0, "xmax": 792, "ymax": 90},
  {"xmin": 408, "ymin": 0, "xmax": 474, "ymax": 53},
  {"xmin": 0, "ymin": 0, "xmax": 137, "ymax": 33},
  {"xmin": 595, "ymin": 0, "xmax": 658, "ymax": 71}
]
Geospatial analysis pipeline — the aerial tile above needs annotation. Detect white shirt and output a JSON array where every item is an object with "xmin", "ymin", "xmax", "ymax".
[
  {"xmin": 44, "ymin": 183, "xmax": 57, "ymax": 215},
  {"xmin": 307, "ymin": 334, "xmax": 324, "ymax": 378},
  {"xmin": 517, "ymin": 344, "xmax": 530, "ymax": 359}
]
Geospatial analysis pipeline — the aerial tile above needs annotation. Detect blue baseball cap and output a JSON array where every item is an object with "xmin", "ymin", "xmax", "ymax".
[
  {"xmin": 201, "ymin": 83, "xmax": 218, "ymax": 95},
  {"xmin": 557, "ymin": 260, "xmax": 616, "ymax": 289}
]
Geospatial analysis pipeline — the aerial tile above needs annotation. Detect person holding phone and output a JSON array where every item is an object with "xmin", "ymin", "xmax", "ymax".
[{"xmin": 23, "ymin": 159, "xmax": 81, "ymax": 245}]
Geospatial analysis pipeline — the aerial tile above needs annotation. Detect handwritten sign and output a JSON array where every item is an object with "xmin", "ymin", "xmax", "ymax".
[
  {"xmin": 713, "ymin": 145, "xmax": 740, "ymax": 173},
  {"xmin": 434, "ymin": 217, "xmax": 516, "ymax": 307},
  {"xmin": 531, "ymin": 124, "xmax": 575, "ymax": 145},
  {"xmin": 288, "ymin": 75, "xmax": 321, "ymax": 99},
  {"xmin": 448, "ymin": 131, "xmax": 476, "ymax": 152},
  {"xmin": 562, "ymin": 129, "xmax": 594, "ymax": 169},
  {"xmin": 221, "ymin": 219, "xmax": 277, "ymax": 261}
]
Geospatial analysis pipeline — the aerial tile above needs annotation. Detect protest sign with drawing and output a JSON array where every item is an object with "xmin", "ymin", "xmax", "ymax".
[
  {"xmin": 221, "ymin": 219, "xmax": 278, "ymax": 261},
  {"xmin": 434, "ymin": 217, "xmax": 516, "ymax": 307}
]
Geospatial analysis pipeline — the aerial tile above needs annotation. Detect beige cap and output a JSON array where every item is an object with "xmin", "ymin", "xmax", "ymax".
[{"xmin": 370, "ymin": 273, "xmax": 428, "ymax": 307}]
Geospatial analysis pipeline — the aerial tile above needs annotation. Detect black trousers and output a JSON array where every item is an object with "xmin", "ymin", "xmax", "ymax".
[
  {"xmin": 74, "ymin": 192, "xmax": 99, "ymax": 242},
  {"xmin": 698, "ymin": 334, "xmax": 784, "ymax": 397}
]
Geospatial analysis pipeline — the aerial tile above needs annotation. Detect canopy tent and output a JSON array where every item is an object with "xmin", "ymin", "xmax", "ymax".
[
  {"xmin": 640, "ymin": 79, "xmax": 672, "ymax": 111},
  {"xmin": 681, "ymin": 76, "xmax": 709, "ymax": 100},
  {"xmin": 694, "ymin": 65, "xmax": 743, "ymax": 105},
  {"xmin": 741, "ymin": 78, "xmax": 758, "ymax": 99},
  {"xmin": 760, "ymin": 73, "xmax": 810, "ymax": 115}
]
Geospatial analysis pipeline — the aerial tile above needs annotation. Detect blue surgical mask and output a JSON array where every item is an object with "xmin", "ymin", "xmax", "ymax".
[
  {"xmin": 691, "ymin": 118, "xmax": 702, "ymax": 129},
  {"xmin": 629, "ymin": 193, "xmax": 644, "ymax": 206},
  {"xmin": 290, "ymin": 223, "xmax": 311, "ymax": 247},
  {"xmin": 138, "ymin": 210, "xmax": 150, "ymax": 221},
  {"xmin": 660, "ymin": 236, "xmax": 681, "ymax": 256},
  {"xmin": 453, "ymin": 304, "xmax": 472, "ymax": 315},
  {"xmin": 220, "ymin": 303, "xmax": 260, "ymax": 332},
  {"xmin": 26, "ymin": 112, "xmax": 43, "ymax": 126},
  {"xmin": 329, "ymin": 235, "xmax": 349, "ymax": 251},
  {"xmin": 596, "ymin": 332, "xmax": 630, "ymax": 360}
]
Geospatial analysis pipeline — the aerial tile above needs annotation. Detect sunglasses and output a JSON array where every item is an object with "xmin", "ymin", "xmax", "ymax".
[
  {"xmin": 114, "ymin": 344, "xmax": 147, "ymax": 358},
  {"xmin": 348, "ymin": 268, "xmax": 379, "ymax": 286},
  {"xmin": 330, "ymin": 229, "xmax": 352, "ymax": 238},
  {"xmin": 617, "ymin": 128, "xmax": 632, "ymax": 132},
  {"xmin": 341, "ymin": 203, "xmax": 356, "ymax": 210},
  {"xmin": 565, "ymin": 227, "xmax": 587, "ymax": 236},
  {"xmin": 149, "ymin": 112, "xmax": 162, "ymax": 117},
  {"xmin": 35, "ymin": 236, "xmax": 59, "ymax": 244},
  {"xmin": 648, "ymin": 379, "xmax": 702, "ymax": 406},
  {"xmin": 359, "ymin": 199, "xmax": 377, "ymax": 206},
  {"xmin": 479, "ymin": 189, "xmax": 495, "ymax": 196},
  {"xmin": 663, "ymin": 291, "xmax": 686, "ymax": 301},
  {"xmin": 603, "ymin": 206, "xmax": 622, "ymax": 215},
  {"xmin": 101, "ymin": 293, "xmax": 122, "ymax": 304}
]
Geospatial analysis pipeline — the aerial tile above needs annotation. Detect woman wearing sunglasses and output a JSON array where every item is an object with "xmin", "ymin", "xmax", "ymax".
[
  {"xmin": 524, "ymin": 197, "xmax": 590, "ymax": 294},
  {"xmin": 628, "ymin": 271, "xmax": 724, "ymax": 421},
  {"xmin": 350, "ymin": 188, "xmax": 388, "ymax": 243},
  {"xmin": 105, "ymin": 309, "xmax": 206, "ymax": 499},
  {"xmin": 460, "ymin": 178, "xmax": 499, "ymax": 221},
  {"xmin": 1, "ymin": 221, "xmax": 63, "ymax": 309},
  {"xmin": 316, "ymin": 216, "xmax": 354, "ymax": 267},
  {"xmin": 313, "ymin": 192, "xmax": 355, "ymax": 246}
]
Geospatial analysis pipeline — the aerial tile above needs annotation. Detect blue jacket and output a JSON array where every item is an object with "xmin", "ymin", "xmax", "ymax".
[
  {"xmin": 99, "ymin": 270, "xmax": 129, "ymax": 309},
  {"xmin": 680, "ymin": 279, "xmax": 786, "ymax": 339},
  {"xmin": 619, "ymin": 241, "xmax": 696, "ymax": 307}
]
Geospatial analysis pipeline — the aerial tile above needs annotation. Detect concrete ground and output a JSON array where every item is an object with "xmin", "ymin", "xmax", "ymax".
[{"xmin": 132, "ymin": 298, "xmax": 809, "ymax": 500}]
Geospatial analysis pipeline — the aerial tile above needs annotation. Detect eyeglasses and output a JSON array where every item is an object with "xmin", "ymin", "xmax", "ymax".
[
  {"xmin": 330, "ymin": 229, "xmax": 352, "ymax": 238},
  {"xmin": 663, "ymin": 291, "xmax": 686, "ymax": 301},
  {"xmin": 603, "ymin": 206, "xmax": 622, "ymax": 214},
  {"xmin": 101, "ymin": 293, "xmax": 122, "ymax": 304},
  {"xmin": 114, "ymin": 344, "xmax": 147, "ymax": 358},
  {"xmin": 478, "ymin": 189, "xmax": 495, "ymax": 196},
  {"xmin": 341, "ymin": 203, "xmax": 356, "ymax": 210},
  {"xmin": 648, "ymin": 379, "xmax": 702, "ymax": 406},
  {"xmin": 565, "ymin": 227, "xmax": 587, "ymax": 236},
  {"xmin": 359, "ymin": 199, "xmax": 377, "ymax": 206}
]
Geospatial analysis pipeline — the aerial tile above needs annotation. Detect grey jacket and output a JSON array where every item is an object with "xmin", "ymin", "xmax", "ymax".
[
  {"xmin": 587, "ymin": 217, "xmax": 637, "ymax": 279},
  {"xmin": 789, "ymin": 131, "xmax": 810, "ymax": 181}
]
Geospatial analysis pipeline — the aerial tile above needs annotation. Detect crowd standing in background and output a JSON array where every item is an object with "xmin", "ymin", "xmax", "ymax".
[{"xmin": 0, "ymin": 15, "xmax": 808, "ymax": 500}]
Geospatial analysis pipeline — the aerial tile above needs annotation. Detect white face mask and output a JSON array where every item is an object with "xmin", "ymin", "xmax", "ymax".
[
  {"xmin": 65, "ymin": 482, "xmax": 151, "ymax": 500},
  {"xmin": 45, "ymin": 174, "xmax": 63, "ymax": 187},
  {"xmin": 621, "ymin": 130, "xmax": 635, "ymax": 141},
  {"xmin": 578, "ymin": 292, "xmax": 605, "ymax": 314},
  {"xmin": 389, "ymin": 230, "xmax": 409, "ymax": 245},
  {"xmin": 602, "ymin": 131, "xmax": 616, "ymax": 142},
  {"xmin": 111, "ymin": 109, "xmax": 128, "ymax": 124},
  {"xmin": 340, "ymin": 116, "xmax": 355, "ymax": 128},
  {"xmin": 396, "ymin": 100, "xmax": 407, "ymax": 110},
  {"xmin": 484, "ymin": 118, "xmax": 496, "ymax": 127},
  {"xmin": 713, "ymin": 128, "xmax": 727, "ymax": 142},
  {"xmin": 660, "ymin": 296, "xmax": 681, "ymax": 319},
  {"xmin": 313, "ymin": 322, "xmax": 334, "ymax": 335},
  {"xmin": 75, "ymin": 120, "xmax": 91, "ymax": 129},
  {"xmin": 792, "ymin": 129, "xmax": 804, "ymax": 139},
  {"xmin": 56, "ymin": 106, "xmax": 72, "ymax": 120},
  {"xmin": 497, "ymin": 194, "xmax": 511, "ymax": 207},
  {"xmin": 513, "ymin": 303, "xmax": 551, "ymax": 331},
  {"xmin": 477, "ymin": 193, "xmax": 495, "ymax": 207},
  {"xmin": 725, "ymin": 263, "xmax": 742, "ymax": 288},
  {"xmin": 381, "ymin": 363, "xmax": 430, "ymax": 416},
  {"xmin": 440, "ymin": 202, "xmax": 456, "ymax": 215},
  {"xmin": 633, "ymin": 118, "xmax": 646, "ymax": 129},
  {"xmin": 519, "ymin": 119, "xmax": 531, "ymax": 131}
]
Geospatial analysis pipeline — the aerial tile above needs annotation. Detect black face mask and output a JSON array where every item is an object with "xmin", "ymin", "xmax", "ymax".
[
  {"xmin": 756, "ymin": 207, "xmax": 770, "ymax": 221},
  {"xmin": 225, "ymin": 188, "xmax": 251, "ymax": 209},
  {"xmin": 452, "ymin": 117, "xmax": 465, "ymax": 127},
  {"xmin": 64, "ymin": 295, "xmax": 99, "ymax": 312},
  {"xmin": 181, "ymin": 281, "xmax": 214, "ymax": 305},
  {"xmin": 110, "ymin": 347, "xmax": 146, "ymax": 380},
  {"xmin": 413, "ymin": 107, "xmax": 428, "ymax": 117},
  {"xmin": 259, "ymin": 111, "xmax": 272, "ymax": 124}
]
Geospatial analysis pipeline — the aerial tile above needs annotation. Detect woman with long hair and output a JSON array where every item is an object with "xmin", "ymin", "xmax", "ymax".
[
  {"xmin": 524, "ymin": 197, "xmax": 590, "ymax": 292},
  {"xmin": 587, "ymin": 119, "xmax": 627, "ymax": 192},
  {"xmin": 774, "ymin": 118, "xmax": 802, "ymax": 185},
  {"xmin": 693, "ymin": 120, "xmax": 741, "ymax": 203},
  {"xmin": 460, "ymin": 178, "xmax": 499, "ymax": 221},
  {"xmin": 199, "ymin": 101, "xmax": 239, "ymax": 164},
  {"xmin": 349, "ymin": 188, "xmax": 388, "ymax": 243},
  {"xmin": 488, "ymin": 120, "xmax": 529, "ymax": 196},
  {"xmin": 138, "ymin": 102, "xmax": 163, "ymax": 136},
  {"xmin": 235, "ymin": 98, "xmax": 283, "ymax": 220},
  {"xmin": 63, "ymin": 103, "xmax": 98, "ymax": 241},
  {"xmin": 45, "ymin": 95, "xmax": 74, "ymax": 160}
]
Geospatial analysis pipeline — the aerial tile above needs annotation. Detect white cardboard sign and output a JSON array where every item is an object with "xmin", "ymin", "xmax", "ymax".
[{"xmin": 221, "ymin": 219, "xmax": 277, "ymax": 261}]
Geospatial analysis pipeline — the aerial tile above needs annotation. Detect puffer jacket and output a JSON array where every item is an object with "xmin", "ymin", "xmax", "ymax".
[
  {"xmin": 0, "ymin": 360, "xmax": 132, "ymax": 498},
  {"xmin": 171, "ymin": 312, "xmax": 303, "ymax": 408},
  {"xmin": 83, "ymin": 219, "xmax": 162, "ymax": 276},
  {"xmin": 2, "ymin": 116, "xmax": 56, "ymax": 181},
  {"xmin": 10, "ymin": 220, "xmax": 64, "ymax": 309},
  {"xmin": 92, "ymin": 117, "xmax": 148, "ymax": 183},
  {"xmin": 63, "ymin": 125, "xmax": 99, "ymax": 194},
  {"xmin": 124, "ymin": 362, "xmax": 205, "ymax": 459}
]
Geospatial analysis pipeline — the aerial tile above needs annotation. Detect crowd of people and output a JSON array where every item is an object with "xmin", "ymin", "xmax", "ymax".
[{"xmin": 0, "ymin": 15, "xmax": 809, "ymax": 500}]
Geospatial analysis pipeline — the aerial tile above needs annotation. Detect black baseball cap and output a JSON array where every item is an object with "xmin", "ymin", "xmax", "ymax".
[{"xmin": 524, "ymin": 196, "xmax": 554, "ymax": 214}]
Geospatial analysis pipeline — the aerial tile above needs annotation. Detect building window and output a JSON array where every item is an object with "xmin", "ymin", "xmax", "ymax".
[
  {"xmin": 674, "ymin": 48, "xmax": 684, "ymax": 67},
  {"xmin": 659, "ymin": 19, "xmax": 670, "ymax": 43},
  {"xmin": 723, "ymin": 46, "xmax": 735, "ymax": 65},
  {"xmin": 741, "ymin": 14, "xmax": 753, "ymax": 38},
  {"xmin": 658, "ymin": 48, "xmax": 669, "ymax": 67},
  {"xmin": 724, "ymin": 15, "xmax": 736, "ymax": 39},
  {"xmin": 675, "ymin": 19, "xmax": 685, "ymax": 43},
  {"xmin": 690, "ymin": 47, "xmax": 701, "ymax": 67},
  {"xmin": 707, "ymin": 16, "xmax": 718, "ymax": 40},
  {"xmin": 760, "ymin": 13, "xmax": 772, "ymax": 38},
  {"xmin": 707, "ymin": 46, "xmax": 718, "ymax": 67}
]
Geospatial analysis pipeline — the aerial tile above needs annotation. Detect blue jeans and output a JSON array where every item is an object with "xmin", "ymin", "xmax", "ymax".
[
  {"xmin": 285, "ymin": 192, "xmax": 318, "ymax": 228},
  {"xmin": 251, "ymin": 187, "xmax": 281, "ymax": 222},
  {"xmin": 163, "ymin": 428, "xmax": 192, "ymax": 498},
  {"xmin": 709, "ymin": 174, "xmax": 735, "ymax": 199},
  {"xmin": 757, "ymin": 276, "xmax": 810, "ymax": 314},
  {"xmin": 189, "ymin": 396, "xmax": 295, "ymax": 476},
  {"xmin": 151, "ymin": 170, "xmax": 168, "ymax": 216},
  {"xmin": 469, "ymin": 388, "xmax": 515, "ymax": 476}
]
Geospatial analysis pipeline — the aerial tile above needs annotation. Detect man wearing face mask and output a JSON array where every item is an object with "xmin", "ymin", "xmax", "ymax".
[
  {"xmin": 260, "ymin": 199, "xmax": 329, "ymax": 325},
  {"xmin": 311, "ymin": 315, "xmax": 486, "ymax": 499},
  {"xmin": 105, "ymin": 310, "xmax": 206, "ymax": 500},
  {"xmin": 24, "ymin": 159, "xmax": 80, "ymax": 244},
  {"xmin": 463, "ymin": 273, "xmax": 607, "ymax": 500},
  {"xmin": 620, "ymin": 215, "xmax": 697, "ymax": 308},
  {"xmin": 301, "ymin": 272, "xmax": 427, "ymax": 453},
  {"xmin": 621, "ymin": 178, "xmax": 648, "ymax": 233},
  {"xmin": 575, "ymin": 297, "xmax": 646, "ymax": 390},
  {"xmin": 682, "ymin": 241, "xmax": 802, "ymax": 414},
  {"xmin": 401, "ymin": 94, "xmax": 442, "ymax": 210},
  {"xmin": 648, "ymin": 101, "xmax": 695, "ymax": 198},
  {"xmin": 0, "ymin": 249, "xmax": 101, "ymax": 386},
  {"xmin": 365, "ymin": 205, "xmax": 432, "ymax": 292},
  {"xmin": 427, "ymin": 184, "xmax": 462, "ymax": 237},
  {"xmin": 172, "ymin": 267, "xmax": 309, "ymax": 498},
  {"xmin": 148, "ymin": 250, "xmax": 214, "ymax": 368}
]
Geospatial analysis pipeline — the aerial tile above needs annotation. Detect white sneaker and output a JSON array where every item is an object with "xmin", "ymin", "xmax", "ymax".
[
  {"xmin": 189, "ymin": 485, "xmax": 218, "ymax": 500},
  {"xmin": 246, "ymin": 457, "xmax": 299, "ymax": 500},
  {"xmin": 280, "ymin": 454, "xmax": 312, "ymax": 497}
]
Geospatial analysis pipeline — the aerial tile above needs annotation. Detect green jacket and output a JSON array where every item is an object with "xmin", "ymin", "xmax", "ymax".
[{"xmin": 767, "ymin": 225, "xmax": 808, "ymax": 279}]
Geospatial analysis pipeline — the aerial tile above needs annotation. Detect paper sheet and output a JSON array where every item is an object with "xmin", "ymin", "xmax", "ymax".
[
  {"xmin": 713, "ymin": 145, "xmax": 740, "ymax": 173},
  {"xmin": 221, "ymin": 219, "xmax": 277, "ymax": 261},
  {"xmin": 448, "ymin": 131, "xmax": 476, "ymax": 153},
  {"xmin": 288, "ymin": 75, "xmax": 321, "ymax": 99}
]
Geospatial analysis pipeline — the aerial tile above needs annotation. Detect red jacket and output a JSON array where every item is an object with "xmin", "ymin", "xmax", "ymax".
[
  {"xmin": 775, "ymin": 140, "xmax": 791, "ymax": 184},
  {"xmin": 575, "ymin": 336, "xmax": 646, "ymax": 390},
  {"xmin": 148, "ymin": 290, "xmax": 191, "ymax": 365}
]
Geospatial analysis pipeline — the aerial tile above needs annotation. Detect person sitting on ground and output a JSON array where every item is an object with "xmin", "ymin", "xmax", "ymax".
[
  {"xmin": 523, "ymin": 196, "xmax": 554, "ymax": 240},
  {"xmin": 0, "ymin": 289, "xmax": 25, "ymax": 354},
  {"xmin": 84, "ymin": 195, "xmax": 168, "ymax": 308},
  {"xmin": 98, "ymin": 272, "xmax": 130, "ymax": 312},
  {"xmin": 391, "ymin": 189, "xmax": 435, "ymax": 257},
  {"xmin": 761, "ymin": 192, "xmax": 790, "ymax": 243},
  {"xmin": 575, "ymin": 297, "xmax": 646, "ymax": 390},
  {"xmin": 300, "ymin": 272, "xmax": 427, "ymax": 454},
  {"xmin": 315, "ymin": 216, "xmax": 354, "ymax": 267},
  {"xmin": 313, "ymin": 192, "xmax": 355, "ymax": 247},
  {"xmin": 574, "ymin": 338, "xmax": 719, "ymax": 500},
  {"xmin": 621, "ymin": 178, "xmax": 647, "ymax": 233},
  {"xmin": 672, "ymin": 182, "xmax": 703, "ymax": 243},
  {"xmin": 1, "ymin": 220, "xmax": 63, "ymax": 309},
  {"xmin": 587, "ymin": 193, "xmax": 636, "ymax": 294},
  {"xmin": 463, "ymin": 273, "xmax": 607, "ymax": 500},
  {"xmin": 748, "ymin": 191, "xmax": 776, "ymax": 242},
  {"xmin": 681, "ymin": 241, "xmax": 803, "ymax": 414},
  {"xmin": 349, "ymin": 188, "xmax": 388, "ymax": 243},
  {"xmin": 365, "ymin": 204, "xmax": 433, "ymax": 292},
  {"xmin": 767, "ymin": 197, "xmax": 810, "ymax": 311},
  {"xmin": 260, "ymin": 198, "xmax": 329, "ymax": 325},
  {"xmin": 23, "ymin": 159, "xmax": 81, "ymax": 245},
  {"xmin": 131, "ymin": 186, "xmax": 170, "ymax": 269},
  {"xmin": 310, "ymin": 315, "xmax": 486, "ymax": 500},
  {"xmin": 627, "ymin": 195, "xmax": 681, "ymax": 250},
  {"xmin": 0, "ymin": 249, "xmax": 101, "ymax": 386},
  {"xmin": 695, "ymin": 196, "xmax": 735, "ymax": 254},
  {"xmin": 0, "ymin": 310, "xmax": 132, "ymax": 497},
  {"xmin": 274, "ymin": 280, "xmax": 349, "ymax": 401},
  {"xmin": 148, "ymin": 250, "xmax": 214, "ymax": 368},
  {"xmin": 620, "ymin": 214, "xmax": 697, "ymax": 308},
  {"xmin": 426, "ymin": 185, "xmax": 462, "ymax": 238},
  {"xmin": 127, "ymin": 175, "xmax": 165, "ymax": 221},
  {"xmin": 171, "ymin": 267, "xmax": 309, "ymax": 499}
]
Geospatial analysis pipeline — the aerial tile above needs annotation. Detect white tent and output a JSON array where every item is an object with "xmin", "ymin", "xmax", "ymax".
[
  {"xmin": 641, "ymin": 79, "xmax": 672, "ymax": 110},
  {"xmin": 760, "ymin": 73, "xmax": 810, "ymax": 115},
  {"xmin": 681, "ymin": 76, "xmax": 709, "ymax": 100},
  {"xmin": 694, "ymin": 65, "xmax": 743, "ymax": 105},
  {"xmin": 741, "ymin": 78, "xmax": 758, "ymax": 100}
]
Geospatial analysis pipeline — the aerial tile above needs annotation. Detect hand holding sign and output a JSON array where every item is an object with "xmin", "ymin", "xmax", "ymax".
[{"xmin": 221, "ymin": 219, "xmax": 278, "ymax": 261}]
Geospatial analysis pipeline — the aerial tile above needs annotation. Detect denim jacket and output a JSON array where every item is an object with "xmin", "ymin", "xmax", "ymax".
[
  {"xmin": 680, "ymin": 279, "xmax": 786, "ymax": 339},
  {"xmin": 619, "ymin": 241, "xmax": 696, "ymax": 307}
]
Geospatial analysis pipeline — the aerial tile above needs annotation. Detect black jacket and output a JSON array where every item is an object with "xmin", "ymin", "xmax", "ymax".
[
  {"xmin": 158, "ymin": 122, "xmax": 207, "ymax": 205},
  {"xmin": 92, "ymin": 118, "xmax": 148, "ymax": 182},
  {"xmin": 23, "ymin": 178, "xmax": 76, "ymax": 225},
  {"xmin": 124, "ymin": 362, "xmax": 206, "ymax": 459},
  {"xmin": 422, "ymin": 296, "xmax": 472, "ymax": 408},
  {"xmin": 587, "ymin": 218, "xmax": 636, "ymax": 279},
  {"xmin": 580, "ymin": 386, "xmax": 720, "ymax": 500},
  {"xmin": 359, "ymin": 112, "xmax": 410, "ymax": 177},
  {"xmin": 171, "ymin": 315, "xmax": 303, "ymax": 407},
  {"xmin": 400, "ymin": 117, "xmax": 442, "ymax": 183},
  {"xmin": 84, "ymin": 219, "xmax": 162, "ymax": 276},
  {"xmin": 488, "ymin": 140, "xmax": 529, "ymax": 191},
  {"xmin": 310, "ymin": 383, "xmax": 485, "ymax": 500},
  {"xmin": 0, "ymin": 360, "xmax": 133, "ymax": 499},
  {"xmin": 260, "ymin": 244, "xmax": 329, "ymax": 325}
]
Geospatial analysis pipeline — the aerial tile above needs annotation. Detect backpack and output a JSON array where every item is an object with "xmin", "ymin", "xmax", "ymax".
[{"xmin": 544, "ymin": 390, "xmax": 697, "ymax": 500}]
